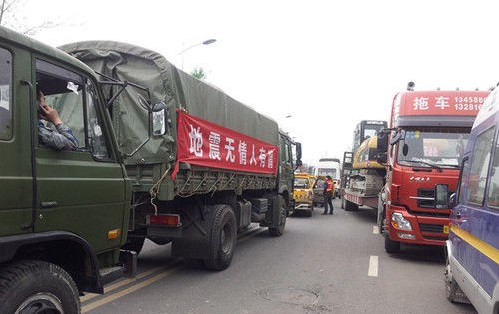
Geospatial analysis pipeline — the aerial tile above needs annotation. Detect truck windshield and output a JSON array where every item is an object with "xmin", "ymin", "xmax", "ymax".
[
  {"xmin": 294, "ymin": 177, "xmax": 310, "ymax": 189},
  {"xmin": 397, "ymin": 128, "xmax": 470, "ymax": 168}
]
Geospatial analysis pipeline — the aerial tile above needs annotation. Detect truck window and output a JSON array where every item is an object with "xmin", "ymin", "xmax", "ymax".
[
  {"xmin": 0, "ymin": 47, "xmax": 12, "ymax": 140},
  {"xmin": 86, "ymin": 80, "xmax": 110, "ymax": 160},
  {"xmin": 36, "ymin": 60, "xmax": 111, "ymax": 159},
  {"xmin": 466, "ymin": 126, "xmax": 495, "ymax": 206},
  {"xmin": 397, "ymin": 128, "xmax": 470, "ymax": 167},
  {"xmin": 487, "ymin": 135, "xmax": 499, "ymax": 209},
  {"xmin": 457, "ymin": 158, "xmax": 470, "ymax": 205}
]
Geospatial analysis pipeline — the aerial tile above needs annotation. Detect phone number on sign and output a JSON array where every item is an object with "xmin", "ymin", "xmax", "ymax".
[
  {"xmin": 454, "ymin": 103, "xmax": 482, "ymax": 111},
  {"xmin": 454, "ymin": 96, "xmax": 486, "ymax": 103}
]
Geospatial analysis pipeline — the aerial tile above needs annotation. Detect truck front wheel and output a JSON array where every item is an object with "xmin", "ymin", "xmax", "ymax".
[
  {"xmin": 204, "ymin": 204, "xmax": 237, "ymax": 270},
  {"xmin": 0, "ymin": 260, "xmax": 80, "ymax": 314},
  {"xmin": 269, "ymin": 196, "xmax": 287, "ymax": 236},
  {"xmin": 384, "ymin": 235, "xmax": 401, "ymax": 254}
]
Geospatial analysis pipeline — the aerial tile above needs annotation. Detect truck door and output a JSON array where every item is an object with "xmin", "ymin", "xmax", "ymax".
[
  {"xmin": 279, "ymin": 135, "xmax": 293, "ymax": 188},
  {"xmin": 455, "ymin": 125, "xmax": 498, "ymax": 297},
  {"xmin": 0, "ymin": 45, "xmax": 34, "ymax": 236},
  {"xmin": 33, "ymin": 58, "xmax": 129, "ymax": 252}
]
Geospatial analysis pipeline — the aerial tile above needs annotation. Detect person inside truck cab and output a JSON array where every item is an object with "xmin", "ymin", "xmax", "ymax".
[{"xmin": 37, "ymin": 90, "xmax": 78, "ymax": 151}]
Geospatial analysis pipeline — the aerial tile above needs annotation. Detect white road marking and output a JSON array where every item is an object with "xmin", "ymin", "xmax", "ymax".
[
  {"xmin": 373, "ymin": 225, "xmax": 380, "ymax": 234},
  {"xmin": 368, "ymin": 255, "xmax": 379, "ymax": 277}
]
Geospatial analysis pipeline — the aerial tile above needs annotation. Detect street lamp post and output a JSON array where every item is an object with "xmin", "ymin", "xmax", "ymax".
[{"xmin": 179, "ymin": 39, "xmax": 217, "ymax": 70}]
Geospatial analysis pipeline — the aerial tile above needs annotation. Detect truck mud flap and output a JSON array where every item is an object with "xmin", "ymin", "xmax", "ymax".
[{"xmin": 171, "ymin": 205, "xmax": 214, "ymax": 259}]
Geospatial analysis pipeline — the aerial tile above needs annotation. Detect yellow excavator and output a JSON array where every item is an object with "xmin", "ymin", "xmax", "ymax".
[{"xmin": 341, "ymin": 120, "xmax": 387, "ymax": 211}]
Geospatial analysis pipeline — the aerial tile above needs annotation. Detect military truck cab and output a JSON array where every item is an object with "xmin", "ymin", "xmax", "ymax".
[
  {"xmin": 445, "ymin": 87, "xmax": 499, "ymax": 314},
  {"xmin": 0, "ymin": 26, "xmax": 133, "ymax": 313}
]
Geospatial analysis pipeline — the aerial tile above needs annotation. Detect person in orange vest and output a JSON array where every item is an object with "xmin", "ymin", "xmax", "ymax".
[{"xmin": 322, "ymin": 175, "xmax": 335, "ymax": 215}]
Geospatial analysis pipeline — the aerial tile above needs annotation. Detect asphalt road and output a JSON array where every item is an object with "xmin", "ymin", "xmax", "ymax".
[{"xmin": 82, "ymin": 199, "xmax": 477, "ymax": 314}]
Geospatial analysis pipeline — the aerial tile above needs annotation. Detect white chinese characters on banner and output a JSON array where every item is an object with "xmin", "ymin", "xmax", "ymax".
[
  {"xmin": 413, "ymin": 97, "xmax": 429, "ymax": 110},
  {"xmin": 250, "ymin": 144, "xmax": 257, "ymax": 165},
  {"xmin": 188, "ymin": 123, "xmax": 274, "ymax": 169},
  {"xmin": 238, "ymin": 141, "xmax": 247, "ymax": 165},
  {"xmin": 189, "ymin": 125, "xmax": 203, "ymax": 157},
  {"xmin": 434, "ymin": 96, "xmax": 450, "ymax": 110},
  {"xmin": 412, "ymin": 95, "xmax": 486, "ymax": 111},
  {"xmin": 209, "ymin": 131, "xmax": 221, "ymax": 160},
  {"xmin": 225, "ymin": 137, "xmax": 235, "ymax": 162}
]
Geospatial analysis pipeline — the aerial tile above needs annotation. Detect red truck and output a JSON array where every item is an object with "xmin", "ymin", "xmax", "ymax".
[{"xmin": 377, "ymin": 82, "xmax": 490, "ymax": 253}]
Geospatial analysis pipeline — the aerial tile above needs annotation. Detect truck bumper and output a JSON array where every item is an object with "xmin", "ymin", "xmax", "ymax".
[
  {"xmin": 295, "ymin": 202, "xmax": 313, "ymax": 210},
  {"xmin": 387, "ymin": 204, "xmax": 449, "ymax": 246}
]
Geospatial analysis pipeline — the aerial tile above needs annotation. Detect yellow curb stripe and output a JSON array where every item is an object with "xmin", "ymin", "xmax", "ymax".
[
  {"xmin": 80, "ymin": 266, "xmax": 164, "ymax": 302},
  {"xmin": 451, "ymin": 225, "xmax": 499, "ymax": 263},
  {"xmin": 82, "ymin": 266, "xmax": 181, "ymax": 313}
]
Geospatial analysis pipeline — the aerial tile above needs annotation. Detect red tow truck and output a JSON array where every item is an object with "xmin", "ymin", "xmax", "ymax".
[{"xmin": 378, "ymin": 82, "xmax": 490, "ymax": 253}]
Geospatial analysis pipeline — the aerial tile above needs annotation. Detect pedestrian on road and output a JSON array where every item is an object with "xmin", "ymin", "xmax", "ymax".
[{"xmin": 322, "ymin": 175, "xmax": 334, "ymax": 215}]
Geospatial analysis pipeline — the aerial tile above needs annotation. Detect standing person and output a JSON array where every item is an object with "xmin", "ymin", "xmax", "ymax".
[
  {"xmin": 37, "ymin": 90, "xmax": 78, "ymax": 151},
  {"xmin": 322, "ymin": 175, "xmax": 335, "ymax": 215}
]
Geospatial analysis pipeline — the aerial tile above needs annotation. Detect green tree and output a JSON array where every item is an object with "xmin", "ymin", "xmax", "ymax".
[{"xmin": 191, "ymin": 67, "xmax": 207, "ymax": 80}]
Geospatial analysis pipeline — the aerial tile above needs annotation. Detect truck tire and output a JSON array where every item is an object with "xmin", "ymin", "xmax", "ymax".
[
  {"xmin": 122, "ymin": 237, "xmax": 145, "ymax": 255},
  {"xmin": 384, "ymin": 235, "xmax": 401, "ymax": 254},
  {"xmin": 269, "ymin": 196, "xmax": 287, "ymax": 236},
  {"xmin": 204, "ymin": 204, "xmax": 237, "ymax": 270},
  {"xmin": 0, "ymin": 260, "xmax": 80, "ymax": 314}
]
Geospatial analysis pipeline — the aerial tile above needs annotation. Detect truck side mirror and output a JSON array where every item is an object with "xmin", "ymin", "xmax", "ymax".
[
  {"xmin": 151, "ymin": 102, "xmax": 168, "ymax": 136},
  {"xmin": 449, "ymin": 192, "xmax": 456, "ymax": 210},
  {"xmin": 435, "ymin": 184, "xmax": 449, "ymax": 209},
  {"xmin": 295, "ymin": 142, "xmax": 303, "ymax": 167},
  {"xmin": 376, "ymin": 129, "xmax": 389, "ymax": 164},
  {"xmin": 390, "ymin": 129, "xmax": 406, "ymax": 145}
]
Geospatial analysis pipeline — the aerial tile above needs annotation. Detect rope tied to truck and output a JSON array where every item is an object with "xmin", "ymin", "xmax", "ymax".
[{"xmin": 149, "ymin": 165, "xmax": 172, "ymax": 215}]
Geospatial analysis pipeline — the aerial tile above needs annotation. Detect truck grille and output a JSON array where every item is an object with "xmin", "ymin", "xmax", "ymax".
[
  {"xmin": 419, "ymin": 223, "xmax": 443, "ymax": 233},
  {"xmin": 417, "ymin": 188, "xmax": 455, "ymax": 209},
  {"xmin": 419, "ymin": 223, "xmax": 448, "ymax": 241}
]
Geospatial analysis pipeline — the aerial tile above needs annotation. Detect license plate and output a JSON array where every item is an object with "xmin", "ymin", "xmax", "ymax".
[{"xmin": 443, "ymin": 225, "xmax": 449, "ymax": 234}]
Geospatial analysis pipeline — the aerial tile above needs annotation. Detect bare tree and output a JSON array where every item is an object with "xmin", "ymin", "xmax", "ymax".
[{"xmin": 0, "ymin": 0, "xmax": 58, "ymax": 36}]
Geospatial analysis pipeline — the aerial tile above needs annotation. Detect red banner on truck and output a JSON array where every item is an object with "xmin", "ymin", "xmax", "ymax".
[{"xmin": 174, "ymin": 110, "xmax": 278, "ymax": 178}]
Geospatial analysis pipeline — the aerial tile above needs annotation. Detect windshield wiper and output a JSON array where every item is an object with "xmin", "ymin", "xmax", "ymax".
[
  {"xmin": 403, "ymin": 159, "xmax": 443, "ymax": 172},
  {"xmin": 436, "ymin": 164, "xmax": 460, "ymax": 169}
]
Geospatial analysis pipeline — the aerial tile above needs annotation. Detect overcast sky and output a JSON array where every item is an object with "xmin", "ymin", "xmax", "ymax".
[{"xmin": 25, "ymin": 0, "xmax": 499, "ymax": 165}]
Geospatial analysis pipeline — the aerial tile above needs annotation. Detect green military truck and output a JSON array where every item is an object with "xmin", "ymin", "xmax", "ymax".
[
  {"xmin": 60, "ymin": 41, "xmax": 301, "ymax": 271},
  {"xmin": 0, "ymin": 24, "xmax": 300, "ymax": 312},
  {"xmin": 0, "ymin": 27, "xmax": 136, "ymax": 312}
]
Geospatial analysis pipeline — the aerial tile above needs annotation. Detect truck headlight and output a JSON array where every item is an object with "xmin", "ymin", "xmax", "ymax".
[{"xmin": 391, "ymin": 212, "xmax": 412, "ymax": 231}]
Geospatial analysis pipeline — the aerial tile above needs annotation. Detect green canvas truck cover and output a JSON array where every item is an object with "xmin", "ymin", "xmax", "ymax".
[{"xmin": 59, "ymin": 41, "xmax": 279, "ymax": 166}]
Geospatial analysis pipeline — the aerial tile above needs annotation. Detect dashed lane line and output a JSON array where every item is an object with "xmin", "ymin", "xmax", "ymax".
[{"xmin": 368, "ymin": 255, "xmax": 379, "ymax": 277}]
